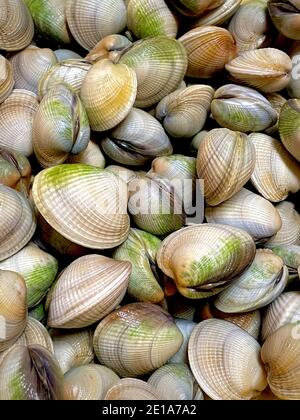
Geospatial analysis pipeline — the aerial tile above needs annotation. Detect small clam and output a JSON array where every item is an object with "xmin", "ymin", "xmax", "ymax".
[
  {"xmin": 0, "ymin": 0, "xmax": 34, "ymax": 51},
  {"xmin": 278, "ymin": 99, "xmax": 300, "ymax": 162},
  {"xmin": 51, "ymin": 329, "xmax": 94, "ymax": 374},
  {"xmin": 249, "ymin": 133, "xmax": 300, "ymax": 202},
  {"xmin": 0, "ymin": 271, "xmax": 27, "ymax": 352},
  {"xmin": 102, "ymin": 108, "xmax": 172, "ymax": 166},
  {"xmin": 173, "ymin": 0, "xmax": 223, "ymax": 16},
  {"xmin": 205, "ymin": 188, "xmax": 282, "ymax": 242},
  {"xmin": 268, "ymin": 0, "xmax": 300, "ymax": 40},
  {"xmin": 179, "ymin": 26, "xmax": 237, "ymax": 78},
  {"xmin": 262, "ymin": 291, "xmax": 300, "ymax": 341},
  {"xmin": 67, "ymin": 140, "xmax": 106, "ymax": 168},
  {"xmin": 211, "ymin": 84, "xmax": 278, "ymax": 133},
  {"xmin": 65, "ymin": 0, "xmax": 127, "ymax": 51},
  {"xmin": 266, "ymin": 202, "xmax": 300, "ymax": 246},
  {"xmin": 225, "ymin": 48, "xmax": 292, "ymax": 92},
  {"xmin": 261, "ymin": 322, "xmax": 300, "ymax": 399},
  {"xmin": 118, "ymin": 36, "xmax": 187, "ymax": 108},
  {"xmin": 0, "ymin": 89, "xmax": 39, "ymax": 157},
  {"xmin": 0, "ymin": 147, "xmax": 31, "ymax": 194},
  {"xmin": 32, "ymin": 164, "xmax": 130, "ymax": 250},
  {"xmin": 0, "ymin": 185, "xmax": 36, "ymax": 262},
  {"xmin": 0, "ymin": 55, "xmax": 14, "ymax": 104},
  {"xmin": 86, "ymin": 35, "xmax": 132, "ymax": 63},
  {"xmin": 188, "ymin": 319, "xmax": 267, "ymax": 400},
  {"xmin": 24, "ymin": 0, "xmax": 71, "ymax": 44},
  {"xmin": 169, "ymin": 319, "xmax": 197, "ymax": 364},
  {"xmin": 105, "ymin": 378, "xmax": 160, "ymax": 400},
  {"xmin": 156, "ymin": 85, "xmax": 214, "ymax": 138},
  {"xmin": 156, "ymin": 224, "xmax": 256, "ymax": 299},
  {"xmin": 63, "ymin": 365, "xmax": 119, "ymax": 400},
  {"xmin": 148, "ymin": 363, "xmax": 204, "ymax": 400},
  {"xmin": 80, "ymin": 59, "xmax": 137, "ymax": 132},
  {"xmin": 127, "ymin": 0, "xmax": 178, "ymax": 39},
  {"xmin": 93, "ymin": 303, "xmax": 183, "ymax": 377},
  {"xmin": 0, "ymin": 345, "xmax": 63, "ymax": 400},
  {"xmin": 214, "ymin": 249, "xmax": 288, "ymax": 313},
  {"xmin": 113, "ymin": 228, "xmax": 164, "ymax": 304},
  {"xmin": 10, "ymin": 46, "xmax": 57, "ymax": 95},
  {"xmin": 33, "ymin": 84, "xmax": 90, "ymax": 168},
  {"xmin": 197, "ymin": 128, "xmax": 256, "ymax": 206},
  {"xmin": 0, "ymin": 242, "xmax": 58, "ymax": 308},
  {"xmin": 190, "ymin": 0, "xmax": 241, "ymax": 27}
]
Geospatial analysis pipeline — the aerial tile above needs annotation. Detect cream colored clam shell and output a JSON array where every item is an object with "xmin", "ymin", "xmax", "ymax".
[
  {"xmin": 266, "ymin": 201, "xmax": 300, "ymax": 246},
  {"xmin": 105, "ymin": 378, "xmax": 160, "ymax": 400}
]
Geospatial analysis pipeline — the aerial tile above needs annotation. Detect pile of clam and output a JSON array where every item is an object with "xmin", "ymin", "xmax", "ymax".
[{"xmin": 0, "ymin": 0, "xmax": 300, "ymax": 401}]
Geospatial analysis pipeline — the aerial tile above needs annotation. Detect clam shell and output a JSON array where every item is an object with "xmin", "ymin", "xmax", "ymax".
[
  {"xmin": 66, "ymin": 0, "xmax": 127, "ymax": 51},
  {"xmin": 0, "ymin": 89, "xmax": 39, "ymax": 156},
  {"xmin": 266, "ymin": 201, "xmax": 300, "ymax": 246},
  {"xmin": 0, "ymin": 185, "xmax": 36, "ymax": 262},
  {"xmin": 190, "ymin": 0, "xmax": 241, "ymax": 27},
  {"xmin": 93, "ymin": 303, "xmax": 183, "ymax": 377},
  {"xmin": 169, "ymin": 319, "xmax": 196, "ymax": 364},
  {"xmin": 278, "ymin": 99, "xmax": 300, "ymax": 162},
  {"xmin": 67, "ymin": 140, "xmax": 106, "ymax": 168},
  {"xmin": 28, "ymin": 303, "xmax": 46, "ymax": 324},
  {"xmin": 0, "ymin": 55, "xmax": 14, "ymax": 104},
  {"xmin": 86, "ymin": 34, "xmax": 132, "ymax": 63},
  {"xmin": 266, "ymin": 244, "xmax": 300, "ymax": 270},
  {"xmin": 173, "ymin": 0, "xmax": 223, "ymax": 17},
  {"xmin": 105, "ymin": 378, "xmax": 160, "ymax": 400},
  {"xmin": 214, "ymin": 249, "xmax": 288, "ymax": 313},
  {"xmin": 48, "ymin": 255, "xmax": 131, "ymax": 329},
  {"xmin": 188, "ymin": 319, "xmax": 267, "ymax": 400},
  {"xmin": 156, "ymin": 224, "xmax": 256, "ymax": 299},
  {"xmin": 0, "ymin": 147, "xmax": 31, "ymax": 194},
  {"xmin": 54, "ymin": 49, "xmax": 82, "ymax": 62},
  {"xmin": 268, "ymin": 0, "xmax": 300, "ymax": 40},
  {"xmin": 32, "ymin": 164, "xmax": 130, "ymax": 250}
]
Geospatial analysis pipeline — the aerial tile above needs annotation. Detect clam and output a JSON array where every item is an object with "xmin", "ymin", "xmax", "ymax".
[
  {"xmin": 54, "ymin": 49, "xmax": 82, "ymax": 62},
  {"xmin": 0, "ymin": 271, "xmax": 27, "ymax": 352},
  {"xmin": 214, "ymin": 249, "xmax": 288, "ymax": 313},
  {"xmin": 113, "ymin": 228, "xmax": 164, "ymax": 304},
  {"xmin": 148, "ymin": 363, "xmax": 204, "ymax": 400},
  {"xmin": 229, "ymin": 0, "xmax": 271, "ymax": 53},
  {"xmin": 67, "ymin": 140, "xmax": 106, "ymax": 168},
  {"xmin": 86, "ymin": 34, "xmax": 132, "ymax": 63},
  {"xmin": 266, "ymin": 244, "xmax": 300, "ymax": 271},
  {"xmin": 0, "ymin": 0, "xmax": 34, "ymax": 51},
  {"xmin": 128, "ymin": 175, "xmax": 185, "ymax": 236},
  {"xmin": 190, "ymin": 0, "xmax": 241, "ymax": 27},
  {"xmin": 0, "ymin": 55, "xmax": 14, "ymax": 104},
  {"xmin": 0, "ymin": 345, "xmax": 63, "ymax": 400},
  {"xmin": 0, "ymin": 185, "xmax": 36, "ymax": 262},
  {"xmin": 127, "ymin": 0, "xmax": 178, "ymax": 39},
  {"xmin": 268, "ymin": 0, "xmax": 300, "ymax": 40},
  {"xmin": 0, "ymin": 147, "xmax": 31, "ymax": 194},
  {"xmin": 264, "ymin": 92, "xmax": 287, "ymax": 135},
  {"xmin": 0, "ymin": 89, "xmax": 39, "ymax": 157},
  {"xmin": 173, "ymin": 0, "xmax": 223, "ymax": 16},
  {"xmin": 188, "ymin": 319, "xmax": 267, "ymax": 400},
  {"xmin": 80, "ymin": 59, "xmax": 137, "ymax": 132},
  {"xmin": 10, "ymin": 46, "xmax": 57, "ymax": 95},
  {"xmin": 211, "ymin": 84, "xmax": 278, "ymax": 133},
  {"xmin": 261, "ymin": 322, "xmax": 300, "ymax": 399},
  {"xmin": 278, "ymin": 99, "xmax": 300, "ymax": 162},
  {"xmin": 48, "ymin": 255, "xmax": 131, "ymax": 329},
  {"xmin": 24, "ymin": 0, "xmax": 71, "ymax": 44},
  {"xmin": 63, "ymin": 365, "xmax": 119, "ymax": 400},
  {"xmin": 51, "ymin": 329, "xmax": 94, "ymax": 374},
  {"xmin": 39, "ymin": 59, "xmax": 92, "ymax": 99},
  {"xmin": 287, "ymin": 42, "xmax": 300, "ymax": 98},
  {"xmin": 32, "ymin": 164, "xmax": 130, "ymax": 250},
  {"xmin": 178, "ymin": 26, "xmax": 236, "ymax": 78},
  {"xmin": 205, "ymin": 188, "xmax": 282, "ymax": 242},
  {"xmin": 118, "ymin": 36, "xmax": 187, "ymax": 108},
  {"xmin": 33, "ymin": 84, "xmax": 90, "ymax": 168},
  {"xmin": 249, "ymin": 133, "xmax": 300, "ymax": 202},
  {"xmin": 169, "ymin": 319, "xmax": 197, "ymax": 364},
  {"xmin": 106, "ymin": 165, "xmax": 137, "ymax": 184},
  {"xmin": 105, "ymin": 378, "xmax": 160, "ymax": 400},
  {"xmin": 93, "ymin": 303, "xmax": 183, "ymax": 377},
  {"xmin": 29, "ymin": 302, "xmax": 46, "ymax": 324},
  {"xmin": 102, "ymin": 108, "xmax": 172, "ymax": 166},
  {"xmin": 156, "ymin": 85, "xmax": 214, "ymax": 138},
  {"xmin": 225, "ymin": 48, "xmax": 292, "ymax": 93},
  {"xmin": 190, "ymin": 131, "xmax": 208, "ymax": 153},
  {"xmin": 266, "ymin": 202, "xmax": 300, "ymax": 246},
  {"xmin": 262, "ymin": 292, "xmax": 300, "ymax": 341},
  {"xmin": 0, "ymin": 242, "xmax": 58, "ymax": 308},
  {"xmin": 66, "ymin": 0, "xmax": 127, "ymax": 51},
  {"xmin": 156, "ymin": 224, "xmax": 256, "ymax": 299},
  {"xmin": 197, "ymin": 128, "xmax": 256, "ymax": 206}
]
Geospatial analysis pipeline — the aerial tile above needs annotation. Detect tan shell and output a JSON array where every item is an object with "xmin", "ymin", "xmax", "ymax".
[
  {"xmin": 48, "ymin": 255, "xmax": 131, "ymax": 328},
  {"xmin": 0, "ymin": 147, "xmax": 31, "ymax": 195},
  {"xmin": 188, "ymin": 319, "xmax": 267, "ymax": 400},
  {"xmin": 249, "ymin": 133, "xmax": 300, "ymax": 202},
  {"xmin": 266, "ymin": 201, "xmax": 300, "ymax": 246},
  {"xmin": 0, "ymin": 55, "xmax": 14, "ymax": 104},
  {"xmin": 0, "ymin": 185, "xmax": 36, "ymax": 262},
  {"xmin": 179, "ymin": 26, "xmax": 237, "ymax": 78},
  {"xmin": 173, "ymin": 0, "xmax": 223, "ymax": 17},
  {"xmin": 93, "ymin": 303, "xmax": 183, "ymax": 377},
  {"xmin": 197, "ymin": 128, "xmax": 256, "ymax": 206},
  {"xmin": 105, "ymin": 378, "xmax": 160, "ymax": 400},
  {"xmin": 67, "ymin": 140, "xmax": 105, "ymax": 168},
  {"xmin": 0, "ymin": 270, "xmax": 27, "ymax": 352},
  {"xmin": 86, "ymin": 34, "xmax": 131, "ymax": 63},
  {"xmin": 0, "ymin": 89, "xmax": 39, "ymax": 156},
  {"xmin": 190, "ymin": 0, "xmax": 241, "ymax": 27}
]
